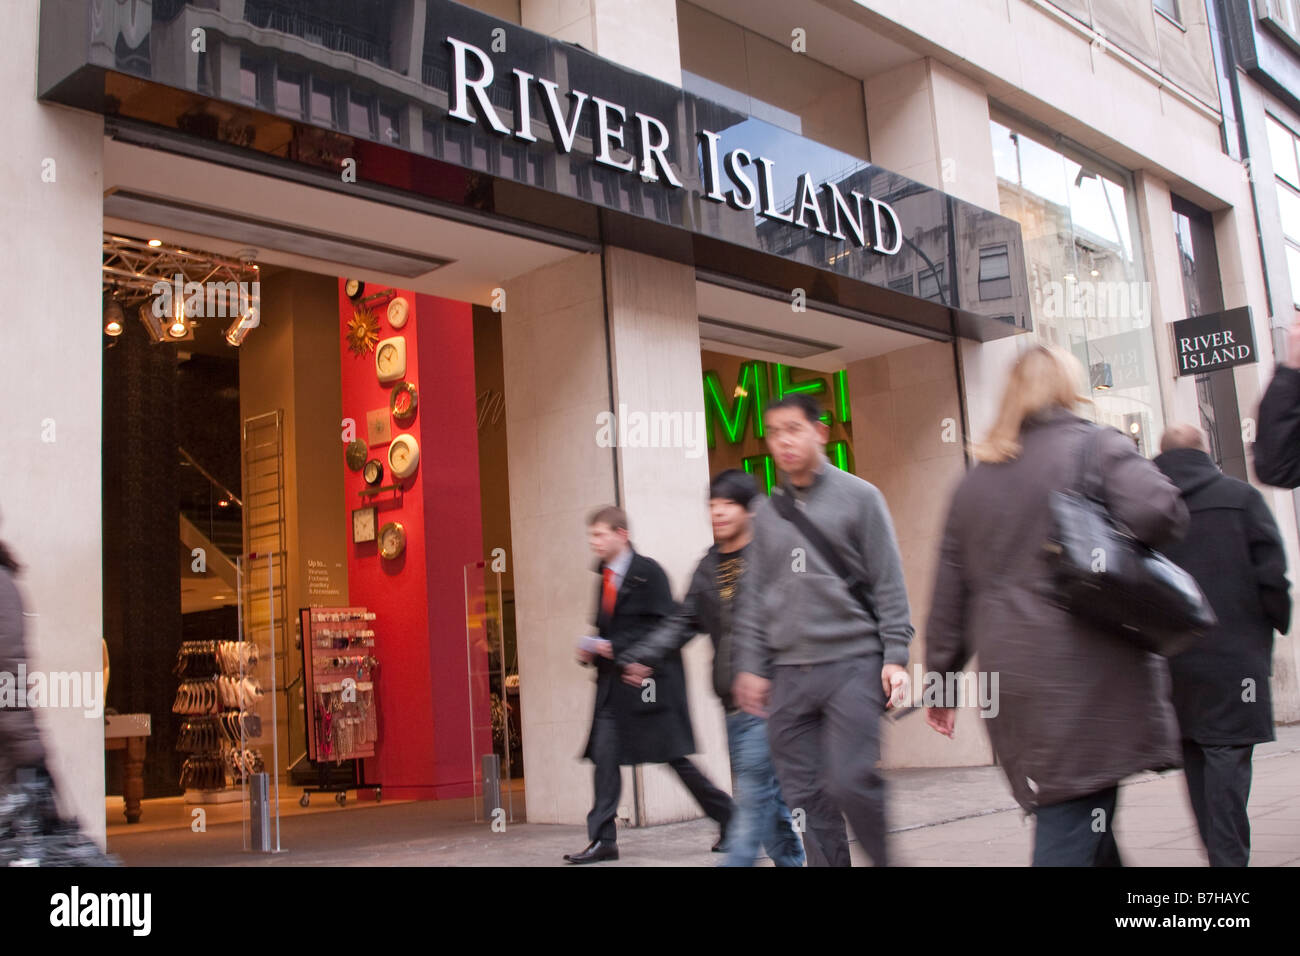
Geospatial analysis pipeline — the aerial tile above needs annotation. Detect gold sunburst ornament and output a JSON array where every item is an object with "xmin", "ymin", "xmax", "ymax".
[{"xmin": 346, "ymin": 306, "xmax": 379, "ymax": 356}]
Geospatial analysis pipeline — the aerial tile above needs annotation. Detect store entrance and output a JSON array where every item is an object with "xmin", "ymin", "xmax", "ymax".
[
  {"xmin": 97, "ymin": 138, "xmax": 579, "ymax": 860},
  {"xmin": 693, "ymin": 280, "xmax": 983, "ymax": 768}
]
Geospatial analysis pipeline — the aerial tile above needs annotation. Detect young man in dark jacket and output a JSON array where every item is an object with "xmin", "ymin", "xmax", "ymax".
[
  {"xmin": 564, "ymin": 506, "xmax": 733, "ymax": 864},
  {"xmin": 617, "ymin": 471, "xmax": 804, "ymax": 867},
  {"xmin": 1155, "ymin": 423, "xmax": 1291, "ymax": 866},
  {"xmin": 1254, "ymin": 323, "xmax": 1300, "ymax": 487}
]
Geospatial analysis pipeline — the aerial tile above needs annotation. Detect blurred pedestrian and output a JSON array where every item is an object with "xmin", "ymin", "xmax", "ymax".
[
  {"xmin": 618, "ymin": 470, "xmax": 805, "ymax": 867},
  {"xmin": 731, "ymin": 394, "xmax": 914, "ymax": 867},
  {"xmin": 1253, "ymin": 322, "xmax": 1300, "ymax": 487},
  {"xmin": 0, "ymin": 538, "xmax": 46, "ymax": 787},
  {"xmin": 564, "ymin": 506, "xmax": 733, "ymax": 864},
  {"xmin": 1155, "ymin": 423, "xmax": 1290, "ymax": 866},
  {"xmin": 924, "ymin": 345, "xmax": 1189, "ymax": 866}
]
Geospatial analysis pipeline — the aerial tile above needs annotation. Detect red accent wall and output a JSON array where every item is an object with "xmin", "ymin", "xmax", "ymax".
[{"xmin": 338, "ymin": 284, "xmax": 485, "ymax": 800}]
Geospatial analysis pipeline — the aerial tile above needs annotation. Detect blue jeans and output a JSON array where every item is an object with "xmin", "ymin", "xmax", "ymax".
[{"xmin": 722, "ymin": 710, "xmax": 806, "ymax": 867}]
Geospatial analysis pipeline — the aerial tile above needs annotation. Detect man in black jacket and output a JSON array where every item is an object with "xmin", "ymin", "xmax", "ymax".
[
  {"xmin": 1155, "ymin": 424, "xmax": 1291, "ymax": 866},
  {"xmin": 617, "ymin": 471, "xmax": 805, "ymax": 867},
  {"xmin": 564, "ymin": 505, "xmax": 733, "ymax": 864},
  {"xmin": 1254, "ymin": 324, "xmax": 1300, "ymax": 487}
]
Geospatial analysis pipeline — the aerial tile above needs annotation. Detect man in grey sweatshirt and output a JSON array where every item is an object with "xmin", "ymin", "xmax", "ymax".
[{"xmin": 731, "ymin": 393, "xmax": 914, "ymax": 866}]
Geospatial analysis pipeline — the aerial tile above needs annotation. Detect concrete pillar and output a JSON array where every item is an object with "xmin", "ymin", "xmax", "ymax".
[
  {"xmin": 502, "ymin": 251, "xmax": 621, "ymax": 826},
  {"xmin": 603, "ymin": 246, "xmax": 723, "ymax": 823},
  {"xmin": 502, "ymin": 247, "xmax": 726, "ymax": 828},
  {"xmin": 521, "ymin": 0, "xmax": 682, "ymax": 86},
  {"xmin": 0, "ymin": 1, "xmax": 106, "ymax": 843},
  {"xmin": 866, "ymin": 56, "xmax": 1021, "ymax": 445}
]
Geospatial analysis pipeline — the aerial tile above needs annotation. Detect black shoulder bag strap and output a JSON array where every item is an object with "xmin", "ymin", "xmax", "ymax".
[{"xmin": 770, "ymin": 488, "xmax": 876, "ymax": 623}]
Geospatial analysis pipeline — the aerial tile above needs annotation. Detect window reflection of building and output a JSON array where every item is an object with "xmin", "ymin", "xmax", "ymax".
[
  {"xmin": 676, "ymin": 1, "xmax": 870, "ymax": 160},
  {"xmin": 1266, "ymin": 114, "xmax": 1300, "ymax": 309},
  {"xmin": 991, "ymin": 115, "xmax": 1164, "ymax": 455}
]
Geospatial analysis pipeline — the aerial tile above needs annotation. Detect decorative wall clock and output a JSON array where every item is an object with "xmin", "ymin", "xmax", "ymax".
[
  {"xmin": 345, "ymin": 440, "xmax": 368, "ymax": 471},
  {"xmin": 388, "ymin": 433, "xmax": 420, "ymax": 479},
  {"xmin": 387, "ymin": 296, "xmax": 409, "ymax": 329},
  {"xmin": 390, "ymin": 381, "xmax": 417, "ymax": 423},
  {"xmin": 344, "ymin": 278, "xmax": 365, "ymax": 301},
  {"xmin": 363, "ymin": 459, "xmax": 384, "ymax": 486},
  {"xmin": 346, "ymin": 306, "xmax": 379, "ymax": 356},
  {"xmin": 366, "ymin": 407, "xmax": 392, "ymax": 446},
  {"xmin": 352, "ymin": 506, "xmax": 378, "ymax": 544},
  {"xmin": 379, "ymin": 521, "xmax": 406, "ymax": 560},
  {"xmin": 375, "ymin": 335, "xmax": 407, "ymax": 382}
]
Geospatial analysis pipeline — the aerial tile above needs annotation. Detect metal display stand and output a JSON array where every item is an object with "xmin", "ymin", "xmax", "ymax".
[{"xmin": 297, "ymin": 606, "xmax": 383, "ymax": 806}]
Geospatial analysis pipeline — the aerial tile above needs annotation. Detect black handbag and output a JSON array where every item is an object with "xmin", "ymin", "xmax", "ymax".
[{"xmin": 1044, "ymin": 425, "xmax": 1216, "ymax": 657}]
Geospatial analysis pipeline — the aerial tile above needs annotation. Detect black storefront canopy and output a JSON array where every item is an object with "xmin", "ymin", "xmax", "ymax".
[{"xmin": 38, "ymin": 0, "xmax": 1031, "ymax": 341}]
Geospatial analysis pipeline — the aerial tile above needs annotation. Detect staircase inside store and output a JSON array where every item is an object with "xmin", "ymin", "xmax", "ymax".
[{"xmin": 179, "ymin": 447, "xmax": 242, "ymax": 611}]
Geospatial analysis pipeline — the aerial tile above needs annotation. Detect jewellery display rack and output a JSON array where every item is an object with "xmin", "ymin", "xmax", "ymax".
[
  {"xmin": 173, "ymin": 639, "xmax": 265, "ymax": 803},
  {"xmin": 297, "ymin": 607, "xmax": 383, "ymax": 806}
]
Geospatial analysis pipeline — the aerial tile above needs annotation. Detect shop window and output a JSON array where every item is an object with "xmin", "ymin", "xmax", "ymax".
[
  {"xmin": 991, "ymin": 112, "xmax": 1163, "ymax": 450},
  {"xmin": 887, "ymin": 275, "xmax": 914, "ymax": 296},
  {"xmin": 1266, "ymin": 115, "xmax": 1300, "ymax": 189},
  {"xmin": 196, "ymin": 51, "xmax": 211, "ymax": 96},
  {"xmin": 349, "ymin": 92, "xmax": 376, "ymax": 139},
  {"xmin": 676, "ymin": 1, "xmax": 869, "ymax": 160},
  {"xmin": 919, "ymin": 263, "xmax": 945, "ymax": 302},
  {"xmin": 978, "ymin": 243, "xmax": 1012, "ymax": 300},
  {"xmin": 275, "ymin": 69, "xmax": 304, "ymax": 118},
  {"xmin": 378, "ymin": 102, "xmax": 401, "ymax": 143},
  {"xmin": 1266, "ymin": 115, "xmax": 1300, "ymax": 307},
  {"xmin": 310, "ymin": 78, "xmax": 336, "ymax": 127},
  {"xmin": 1288, "ymin": 246, "xmax": 1300, "ymax": 308},
  {"xmin": 239, "ymin": 57, "xmax": 259, "ymax": 106}
]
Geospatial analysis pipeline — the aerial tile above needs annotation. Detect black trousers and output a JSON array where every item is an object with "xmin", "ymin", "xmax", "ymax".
[
  {"xmin": 1032, "ymin": 785, "xmax": 1122, "ymax": 866},
  {"xmin": 766, "ymin": 655, "xmax": 888, "ymax": 866},
  {"xmin": 1182, "ymin": 740, "xmax": 1254, "ymax": 867},
  {"xmin": 586, "ymin": 708, "xmax": 733, "ymax": 844}
]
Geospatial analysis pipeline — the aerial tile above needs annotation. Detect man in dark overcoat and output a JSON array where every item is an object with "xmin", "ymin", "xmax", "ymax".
[
  {"xmin": 563, "ymin": 505, "xmax": 732, "ymax": 864},
  {"xmin": 1155, "ymin": 423, "xmax": 1291, "ymax": 866}
]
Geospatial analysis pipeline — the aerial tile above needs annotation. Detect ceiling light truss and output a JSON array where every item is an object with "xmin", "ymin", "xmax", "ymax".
[{"xmin": 102, "ymin": 234, "xmax": 261, "ymax": 344}]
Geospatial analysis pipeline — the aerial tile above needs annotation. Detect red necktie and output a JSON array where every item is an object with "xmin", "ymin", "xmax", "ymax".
[{"xmin": 601, "ymin": 567, "xmax": 617, "ymax": 619}]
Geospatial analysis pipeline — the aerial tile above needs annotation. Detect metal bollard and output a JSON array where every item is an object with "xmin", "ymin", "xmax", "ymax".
[
  {"xmin": 249, "ymin": 772, "xmax": 271, "ymax": 852},
  {"xmin": 482, "ymin": 754, "xmax": 501, "ymax": 821}
]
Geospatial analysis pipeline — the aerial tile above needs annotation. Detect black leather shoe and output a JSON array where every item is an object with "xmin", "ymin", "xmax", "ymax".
[
  {"xmin": 712, "ymin": 816, "xmax": 731, "ymax": 853},
  {"xmin": 564, "ymin": 840, "xmax": 619, "ymax": 864}
]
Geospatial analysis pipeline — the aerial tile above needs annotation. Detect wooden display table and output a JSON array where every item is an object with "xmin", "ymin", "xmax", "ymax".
[{"xmin": 105, "ymin": 713, "xmax": 151, "ymax": 824}]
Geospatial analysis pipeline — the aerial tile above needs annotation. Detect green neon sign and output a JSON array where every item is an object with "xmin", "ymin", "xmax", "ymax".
[{"xmin": 703, "ymin": 360, "xmax": 768, "ymax": 449}]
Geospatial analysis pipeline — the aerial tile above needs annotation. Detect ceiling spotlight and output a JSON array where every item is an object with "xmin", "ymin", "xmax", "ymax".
[
  {"xmin": 147, "ymin": 238, "xmax": 163, "ymax": 247},
  {"xmin": 167, "ymin": 295, "xmax": 189, "ymax": 339},
  {"xmin": 103, "ymin": 295, "xmax": 125, "ymax": 337},
  {"xmin": 225, "ymin": 285, "xmax": 260, "ymax": 347},
  {"xmin": 138, "ymin": 302, "xmax": 167, "ymax": 343}
]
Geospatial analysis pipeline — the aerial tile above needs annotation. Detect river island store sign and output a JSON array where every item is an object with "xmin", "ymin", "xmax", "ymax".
[
  {"xmin": 37, "ymin": 0, "xmax": 1028, "ymax": 337},
  {"xmin": 446, "ymin": 38, "xmax": 904, "ymax": 256},
  {"xmin": 1171, "ymin": 307, "xmax": 1258, "ymax": 376}
]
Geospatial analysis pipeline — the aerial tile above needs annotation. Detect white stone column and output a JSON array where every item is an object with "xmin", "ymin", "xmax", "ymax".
[
  {"xmin": 0, "ymin": 2, "xmax": 106, "ymax": 843},
  {"xmin": 603, "ymin": 247, "xmax": 723, "ymax": 824},
  {"xmin": 501, "ymin": 251, "xmax": 621, "ymax": 826}
]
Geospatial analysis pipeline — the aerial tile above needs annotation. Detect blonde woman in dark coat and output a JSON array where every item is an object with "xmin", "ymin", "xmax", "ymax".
[{"xmin": 924, "ymin": 345, "xmax": 1189, "ymax": 866}]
